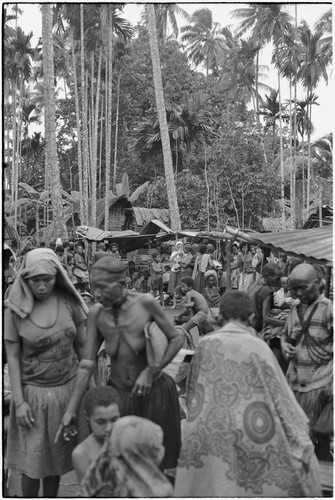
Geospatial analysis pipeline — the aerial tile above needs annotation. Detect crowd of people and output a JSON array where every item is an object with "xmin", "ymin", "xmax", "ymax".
[{"xmin": 3, "ymin": 236, "xmax": 333, "ymax": 497}]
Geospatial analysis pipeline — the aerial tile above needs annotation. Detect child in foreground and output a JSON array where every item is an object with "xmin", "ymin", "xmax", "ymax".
[
  {"xmin": 175, "ymin": 277, "xmax": 214, "ymax": 336},
  {"xmin": 72, "ymin": 386, "xmax": 120, "ymax": 483}
]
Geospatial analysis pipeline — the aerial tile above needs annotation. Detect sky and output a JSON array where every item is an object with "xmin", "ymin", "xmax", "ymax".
[{"xmin": 8, "ymin": 2, "xmax": 334, "ymax": 141}]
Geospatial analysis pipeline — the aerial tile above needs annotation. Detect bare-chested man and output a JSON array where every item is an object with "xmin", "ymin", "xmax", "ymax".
[
  {"xmin": 175, "ymin": 277, "xmax": 214, "ymax": 335},
  {"xmin": 58, "ymin": 257, "xmax": 183, "ymax": 474}
]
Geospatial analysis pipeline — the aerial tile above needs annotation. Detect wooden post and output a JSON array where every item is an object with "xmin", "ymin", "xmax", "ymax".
[
  {"xmin": 325, "ymin": 267, "xmax": 331, "ymax": 298},
  {"xmin": 226, "ymin": 239, "xmax": 232, "ymax": 291}
]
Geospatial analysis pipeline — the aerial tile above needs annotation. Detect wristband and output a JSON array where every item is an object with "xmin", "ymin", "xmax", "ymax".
[{"xmin": 15, "ymin": 400, "xmax": 25, "ymax": 409}]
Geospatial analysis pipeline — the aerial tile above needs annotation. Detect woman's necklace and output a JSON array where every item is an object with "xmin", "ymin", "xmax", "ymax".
[{"xmin": 101, "ymin": 290, "xmax": 128, "ymax": 326}]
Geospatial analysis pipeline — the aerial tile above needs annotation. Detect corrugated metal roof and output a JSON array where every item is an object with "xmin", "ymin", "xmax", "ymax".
[
  {"xmin": 140, "ymin": 219, "xmax": 174, "ymax": 235},
  {"xmin": 76, "ymin": 226, "xmax": 140, "ymax": 241},
  {"xmin": 76, "ymin": 226, "xmax": 111, "ymax": 241},
  {"xmin": 241, "ymin": 227, "xmax": 333, "ymax": 266},
  {"xmin": 133, "ymin": 207, "xmax": 170, "ymax": 227}
]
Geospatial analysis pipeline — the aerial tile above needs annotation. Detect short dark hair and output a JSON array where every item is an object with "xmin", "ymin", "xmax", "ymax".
[
  {"xmin": 181, "ymin": 276, "xmax": 194, "ymax": 288},
  {"xmin": 262, "ymin": 262, "xmax": 281, "ymax": 277},
  {"xmin": 219, "ymin": 291, "xmax": 254, "ymax": 322},
  {"xmin": 84, "ymin": 386, "xmax": 120, "ymax": 416},
  {"xmin": 151, "ymin": 251, "xmax": 161, "ymax": 259},
  {"xmin": 199, "ymin": 244, "xmax": 207, "ymax": 254}
]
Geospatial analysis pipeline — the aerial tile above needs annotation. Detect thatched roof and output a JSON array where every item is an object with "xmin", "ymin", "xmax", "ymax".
[
  {"xmin": 132, "ymin": 207, "xmax": 170, "ymax": 228},
  {"xmin": 73, "ymin": 194, "xmax": 133, "ymax": 227}
]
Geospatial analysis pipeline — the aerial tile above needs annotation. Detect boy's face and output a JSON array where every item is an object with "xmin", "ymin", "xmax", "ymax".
[
  {"xmin": 111, "ymin": 245, "xmax": 118, "ymax": 252},
  {"xmin": 154, "ymin": 254, "xmax": 161, "ymax": 262},
  {"xmin": 88, "ymin": 403, "xmax": 120, "ymax": 444},
  {"xmin": 181, "ymin": 283, "xmax": 191, "ymax": 294},
  {"xmin": 207, "ymin": 276, "xmax": 216, "ymax": 287}
]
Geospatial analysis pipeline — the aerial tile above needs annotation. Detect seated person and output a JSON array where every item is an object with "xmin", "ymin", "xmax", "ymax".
[
  {"xmin": 203, "ymin": 271, "xmax": 220, "ymax": 323},
  {"xmin": 174, "ymin": 277, "xmax": 214, "ymax": 336},
  {"xmin": 72, "ymin": 386, "xmax": 120, "ymax": 484},
  {"xmin": 131, "ymin": 271, "xmax": 145, "ymax": 292}
]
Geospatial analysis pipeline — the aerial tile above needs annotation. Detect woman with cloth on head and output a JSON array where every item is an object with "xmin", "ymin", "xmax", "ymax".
[
  {"xmin": 4, "ymin": 248, "xmax": 88, "ymax": 497},
  {"xmin": 79, "ymin": 415, "xmax": 173, "ymax": 497},
  {"xmin": 168, "ymin": 241, "xmax": 185, "ymax": 308},
  {"xmin": 175, "ymin": 291, "xmax": 321, "ymax": 498}
]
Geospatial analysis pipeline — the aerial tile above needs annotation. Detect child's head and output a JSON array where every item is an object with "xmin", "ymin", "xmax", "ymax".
[
  {"xmin": 152, "ymin": 251, "xmax": 161, "ymax": 262},
  {"xmin": 219, "ymin": 291, "xmax": 254, "ymax": 325},
  {"xmin": 199, "ymin": 244, "xmax": 207, "ymax": 255},
  {"xmin": 56, "ymin": 245, "xmax": 64, "ymax": 256},
  {"xmin": 262, "ymin": 262, "xmax": 282, "ymax": 290},
  {"xmin": 110, "ymin": 243, "xmax": 119, "ymax": 253},
  {"xmin": 67, "ymin": 254, "xmax": 74, "ymax": 265},
  {"xmin": 180, "ymin": 277, "xmax": 194, "ymax": 293},
  {"xmin": 98, "ymin": 242, "xmax": 106, "ymax": 251},
  {"xmin": 84, "ymin": 387, "xmax": 121, "ymax": 443},
  {"xmin": 280, "ymin": 276, "xmax": 289, "ymax": 292},
  {"xmin": 206, "ymin": 275, "xmax": 217, "ymax": 288},
  {"xmin": 183, "ymin": 243, "xmax": 192, "ymax": 254}
]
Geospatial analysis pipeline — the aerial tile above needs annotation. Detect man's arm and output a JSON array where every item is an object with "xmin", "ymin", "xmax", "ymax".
[{"xmin": 55, "ymin": 304, "xmax": 101, "ymax": 442}]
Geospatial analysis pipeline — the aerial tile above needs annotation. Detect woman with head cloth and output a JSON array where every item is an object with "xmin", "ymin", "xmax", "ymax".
[
  {"xmin": 168, "ymin": 241, "xmax": 185, "ymax": 308},
  {"xmin": 4, "ymin": 248, "xmax": 88, "ymax": 497},
  {"xmin": 175, "ymin": 291, "xmax": 321, "ymax": 497},
  {"xmin": 79, "ymin": 416, "xmax": 173, "ymax": 497}
]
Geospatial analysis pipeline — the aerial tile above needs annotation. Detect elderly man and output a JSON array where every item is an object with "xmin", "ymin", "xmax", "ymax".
[
  {"xmin": 281, "ymin": 263, "xmax": 333, "ymax": 459},
  {"xmin": 58, "ymin": 257, "xmax": 183, "ymax": 476}
]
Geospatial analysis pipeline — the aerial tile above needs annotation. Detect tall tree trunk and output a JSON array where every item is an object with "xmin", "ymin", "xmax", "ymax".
[
  {"xmin": 91, "ymin": 49, "xmax": 102, "ymax": 227},
  {"xmin": 147, "ymin": 4, "xmax": 181, "ymax": 231},
  {"xmin": 113, "ymin": 69, "xmax": 121, "ymax": 192},
  {"xmin": 42, "ymin": 4, "xmax": 67, "ymax": 238},
  {"xmin": 80, "ymin": 4, "xmax": 89, "ymax": 224},
  {"xmin": 306, "ymin": 93, "xmax": 312, "ymax": 218},
  {"xmin": 104, "ymin": 7, "xmax": 113, "ymax": 231},
  {"xmin": 71, "ymin": 29, "xmax": 84, "ymax": 223},
  {"xmin": 278, "ymin": 73, "xmax": 285, "ymax": 221}
]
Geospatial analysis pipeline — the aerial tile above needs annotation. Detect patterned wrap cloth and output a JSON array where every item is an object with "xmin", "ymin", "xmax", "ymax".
[
  {"xmin": 175, "ymin": 322, "xmax": 321, "ymax": 497},
  {"xmin": 79, "ymin": 416, "xmax": 173, "ymax": 497}
]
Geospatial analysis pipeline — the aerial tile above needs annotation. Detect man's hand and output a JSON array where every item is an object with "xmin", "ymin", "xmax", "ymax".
[
  {"xmin": 131, "ymin": 366, "xmax": 161, "ymax": 398},
  {"xmin": 15, "ymin": 401, "xmax": 35, "ymax": 429},
  {"xmin": 281, "ymin": 340, "xmax": 296, "ymax": 361},
  {"xmin": 54, "ymin": 412, "xmax": 78, "ymax": 443}
]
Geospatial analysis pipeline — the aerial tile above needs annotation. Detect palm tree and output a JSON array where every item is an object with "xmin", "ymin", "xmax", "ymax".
[
  {"xmin": 41, "ymin": 3, "xmax": 67, "ymax": 237},
  {"xmin": 181, "ymin": 8, "xmax": 227, "ymax": 76},
  {"xmin": 258, "ymin": 89, "xmax": 287, "ymax": 163},
  {"xmin": 297, "ymin": 20, "xmax": 331, "ymax": 216},
  {"xmin": 133, "ymin": 94, "xmax": 212, "ymax": 171},
  {"xmin": 154, "ymin": 4, "xmax": 190, "ymax": 41},
  {"xmin": 146, "ymin": 4, "xmax": 181, "ymax": 231}
]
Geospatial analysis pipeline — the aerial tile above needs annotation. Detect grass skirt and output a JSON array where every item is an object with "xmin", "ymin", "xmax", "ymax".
[{"xmin": 6, "ymin": 378, "xmax": 88, "ymax": 479}]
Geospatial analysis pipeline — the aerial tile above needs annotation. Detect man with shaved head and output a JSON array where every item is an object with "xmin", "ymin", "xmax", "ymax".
[
  {"xmin": 281, "ymin": 263, "xmax": 333, "ymax": 459},
  {"xmin": 58, "ymin": 257, "xmax": 183, "ymax": 477}
]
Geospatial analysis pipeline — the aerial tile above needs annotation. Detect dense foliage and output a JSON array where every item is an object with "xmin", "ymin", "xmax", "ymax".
[{"xmin": 4, "ymin": 4, "xmax": 332, "ymax": 240}]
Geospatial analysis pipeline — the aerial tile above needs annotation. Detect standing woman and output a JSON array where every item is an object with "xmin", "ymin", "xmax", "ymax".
[
  {"xmin": 192, "ymin": 244, "xmax": 213, "ymax": 295},
  {"xmin": 74, "ymin": 242, "xmax": 90, "ymax": 293},
  {"xmin": 168, "ymin": 241, "xmax": 184, "ymax": 309},
  {"xmin": 4, "ymin": 248, "xmax": 88, "ymax": 497},
  {"xmin": 180, "ymin": 243, "xmax": 194, "ymax": 279}
]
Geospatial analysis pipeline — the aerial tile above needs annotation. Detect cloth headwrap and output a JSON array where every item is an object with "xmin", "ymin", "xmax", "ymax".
[
  {"xmin": 175, "ymin": 241, "xmax": 183, "ymax": 247},
  {"xmin": 79, "ymin": 416, "xmax": 173, "ymax": 498},
  {"xmin": 5, "ymin": 248, "xmax": 88, "ymax": 319}
]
